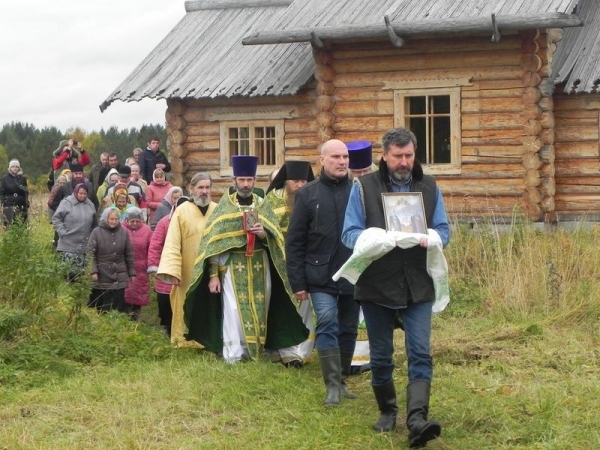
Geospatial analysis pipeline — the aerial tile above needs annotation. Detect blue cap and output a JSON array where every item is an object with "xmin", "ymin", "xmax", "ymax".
[
  {"xmin": 347, "ymin": 141, "xmax": 373, "ymax": 170},
  {"xmin": 231, "ymin": 155, "xmax": 258, "ymax": 177}
]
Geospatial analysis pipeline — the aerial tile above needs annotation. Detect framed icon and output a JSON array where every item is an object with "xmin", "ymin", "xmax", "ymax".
[{"xmin": 381, "ymin": 192, "xmax": 427, "ymax": 233}]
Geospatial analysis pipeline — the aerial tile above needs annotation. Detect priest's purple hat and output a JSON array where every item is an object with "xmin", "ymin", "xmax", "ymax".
[
  {"xmin": 231, "ymin": 155, "xmax": 258, "ymax": 177},
  {"xmin": 347, "ymin": 141, "xmax": 373, "ymax": 170}
]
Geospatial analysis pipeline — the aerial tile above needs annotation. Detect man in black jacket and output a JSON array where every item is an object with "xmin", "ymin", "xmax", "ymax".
[
  {"xmin": 138, "ymin": 136, "xmax": 171, "ymax": 182},
  {"xmin": 286, "ymin": 139, "xmax": 360, "ymax": 407}
]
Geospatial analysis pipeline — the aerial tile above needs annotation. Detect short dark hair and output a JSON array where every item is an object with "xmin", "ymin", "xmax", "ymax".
[
  {"xmin": 149, "ymin": 136, "xmax": 160, "ymax": 143},
  {"xmin": 108, "ymin": 152, "xmax": 119, "ymax": 159},
  {"xmin": 382, "ymin": 128, "xmax": 417, "ymax": 153}
]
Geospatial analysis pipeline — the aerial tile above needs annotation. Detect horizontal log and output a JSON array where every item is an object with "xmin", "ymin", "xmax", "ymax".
[
  {"xmin": 522, "ymin": 136, "xmax": 543, "ymax": 152},
  {"xmin": 334, "ymin": 87, "xmax": 394, "ymax": 102},
  {"xmin": 462, "ymin": 97, "xmax": 522, "ymax": 113},
  {"xmin": 333, "ymin": 35, "xmax": 521, "ymax": 60},
  {"xmin": 444, "ymin": 195, "xmax": 526, "ymax": 217},
  {"xmin": 467, "ymin": 79, "xmax": 525, "ymax": 90},
  {"xmin": 555, "ymin": 126, "xmax": 599, "ymax": 142},
  {"xmin": 438, "ymin": 178, "xmax": 524, "ymax": 196},
  {"xmin": 334, "ymin": 117, "xmax": 394, "ymax": 133},
  {"xmin": 242, "ymin": 13, "xmax": 583, "ymax": 45},
  {"xmin": 335, "ymin": 100, "xmax": 393, "ymax": 117},
  {"xmin": 166, "ymin": 115, "xmax": 187, "ymax": 131},
  {"xmin": 553, "ymin": 95, "xmax": 600, "ymax": 111},
  {"xmin": 316, "ymin": 81, "xmax": 336, "ymax": 96},
  {"xmin": 555, "ymin": 180, "xmax": 600, "ymax": 195},
  {"xmin": 285, "ymin": 136, "xmax": 323, "ymax": 149},
  {"xmin": 555, "ymin": 196, "xmax": 600, "ymax": 212},
  {"xmin": 462, "ymin": 129, "xmax": 523, "ymax": 146},
  {"xmin": 453, "ymin": 163, "xmax": 525, "ymax": 178},
  {"xmin": 462, "ymin": 112, "xmax": 524, "ymax": 130},
  {"xmin": 553, "ymin": 160, "xmax": 600, "ymax": 176},
  {"xmin": 462, "ymin": 145, "xmax": 524, "ymax": 163},
  {"xmin": 554, "ymin": 108, "xmax": 599, "ymax": 119},
  {"xmin": 522, "ymin": 103, "xmax": 542, "ymax": 120},
  {"xmin": 185, "ymin": 140, "xmax": 220, "ymax": 151},
  {"xmin": 462, "ymin": 88, "xmax": 524, "ymax": 99},
  {"xmin": 520, "ymin": 38, "xmax": 540, "ymax": 54},
  {"xmin": 185, "ymin": 122, "xmax": 220, "ymax": 136},
  {"xmin": 169, "ymin": 130, "xmax": 187, "ymax": 145},
  {"xmin": 521, "ymin": 71, "xmax": 541, "ymax": 87},
  {"xmin": 554, "ymin": 116, "xmax": 598, "ymax": 127},
  {"xmin": 332, "ymin": 50, "xmax": 520, "ymax": 74},
  {"xmin": 315, "ymin": 65, "xmax": 336, "ymax": 83},
  {"xmin": 333, "ymin": 67, "xmax": 523, "ymax": 88},
  {"xmin": 555, "ymin": 142, "xmax": 599, "ymax": 159},
  {"xmin": 284, "ymin": 118, "xmax": 318, "ymax": 134}
]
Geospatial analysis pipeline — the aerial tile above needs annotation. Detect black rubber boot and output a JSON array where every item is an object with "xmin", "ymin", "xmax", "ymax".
[
  {"xmin": 340, "ymin": 351, "xmax": 359, "ymax": 399},
  {"xmin": 318, "ymin": 348, "xmax": 342, "ymax": 407},
  {"xmin": 406, "ymin": 380, "xmax": 442, "ymax": 448},
  {"xmin": 372, "ymin": 380, "xmax": 398, "ymax": 432}
]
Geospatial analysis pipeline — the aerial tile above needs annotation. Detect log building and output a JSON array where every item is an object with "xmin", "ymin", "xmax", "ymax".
[{"xmin": 101, "ymin": 0, "xmax": 600, "ymax": 223}]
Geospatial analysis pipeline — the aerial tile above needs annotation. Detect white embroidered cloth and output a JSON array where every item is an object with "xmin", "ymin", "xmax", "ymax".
[{"xmin": 333, "ymin": 227, "xmax": 449, "ymax": 313}]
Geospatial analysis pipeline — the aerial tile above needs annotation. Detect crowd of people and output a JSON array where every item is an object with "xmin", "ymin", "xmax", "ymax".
[{"xmin": 1, "ymin": 128, "xmax": 450, "ymax": 448}]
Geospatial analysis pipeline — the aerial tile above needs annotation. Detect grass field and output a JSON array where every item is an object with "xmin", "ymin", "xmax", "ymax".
[{"xmin": 1, "ymin": 198, "xmax": 599, "ymax": 449}]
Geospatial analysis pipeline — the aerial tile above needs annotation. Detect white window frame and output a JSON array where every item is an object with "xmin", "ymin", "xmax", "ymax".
[
  {"xmin": 219, "ymin": 120, "xmax": 285, "ymax": 177},
  {"xmin": 394, "ymin": 87, "xmax": 461, "ymax": 175}
]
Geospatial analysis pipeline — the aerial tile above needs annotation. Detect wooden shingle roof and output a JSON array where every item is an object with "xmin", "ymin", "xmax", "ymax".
[{"xmin": 101, "ymin": 0, "xmax": 599, "ymax": 111}]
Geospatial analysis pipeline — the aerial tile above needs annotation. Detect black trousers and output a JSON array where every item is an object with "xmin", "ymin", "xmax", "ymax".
[
  {"xmin": 88, "ymin": 288, "xmax": 125, "ymax": 313},
  {"xmin": 156, "ymin": 292, "xmax": 172, "ymax": 336}
]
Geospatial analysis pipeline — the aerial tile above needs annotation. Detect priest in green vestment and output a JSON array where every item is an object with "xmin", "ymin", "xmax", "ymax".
[{"xmin": 185, "ymin": 156, "xmax": 308, "ymax": 363}]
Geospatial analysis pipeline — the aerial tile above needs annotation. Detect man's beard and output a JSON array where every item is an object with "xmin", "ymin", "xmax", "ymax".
[
  {"xmin": 391, "ymin": 169, "xmax": 411, "ymax": 183},
  {"xmin": 236, "ymin": 188, "xmax": 252, "ymax": 199},
  {"xmin": 192, "ymin": 195, "xmax": 210, "ymax": 207},
  {"xmin": 285, "ymin": 185, "xmax": 297, "ymax": 210}
]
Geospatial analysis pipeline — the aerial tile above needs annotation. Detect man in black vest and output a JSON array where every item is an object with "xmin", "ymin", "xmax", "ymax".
[
  {"xmin": 341, "ymin": 128, "xmax": 450, "ymax": 448},
  {"xmin": 286, "ymin": 139, "xmax": 360, "ymax": 407}
]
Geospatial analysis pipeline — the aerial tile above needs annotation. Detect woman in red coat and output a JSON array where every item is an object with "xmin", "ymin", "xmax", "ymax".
[{"xmin": 122, "ymin": 207, "xmax": 153, "ymax": 321}]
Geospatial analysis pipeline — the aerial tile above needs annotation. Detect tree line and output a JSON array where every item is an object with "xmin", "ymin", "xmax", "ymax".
[{"xmin": 0, "ymin": 122, "xmax": 167, "ymax": 186}]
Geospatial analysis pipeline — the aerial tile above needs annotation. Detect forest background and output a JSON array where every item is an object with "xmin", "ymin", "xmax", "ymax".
[{"xmin": 0, "ymin": 122, "xmax": 167, "ymax": 187}]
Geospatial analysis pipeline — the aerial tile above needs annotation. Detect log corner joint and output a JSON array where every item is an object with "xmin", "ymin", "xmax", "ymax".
[
  {"xmin": 384, "ymin": 15, "xmax": 405, "ymax": 48},
  {"xmin": 491, "ymin": 13, "xmax": 501, "ymax": 43},
  {"xmin": 310, "ymin": 31, "xmax": 325, "ymax": 49}
]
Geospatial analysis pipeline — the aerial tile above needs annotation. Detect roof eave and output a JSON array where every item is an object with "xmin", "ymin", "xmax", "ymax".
[{"xmin": 242, "ymin": 12, "xmax": 584, "ymax": 46}]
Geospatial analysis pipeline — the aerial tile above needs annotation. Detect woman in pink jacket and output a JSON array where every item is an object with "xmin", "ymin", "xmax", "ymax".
[
  {"xmin": 145, "ymin": 168, "xmax": 173, "ymax": 225},
  {"xmin": 122, "ymin": 207, "xmax": 153, "ymax": 321},
  {"xmin": 147, "ymin": 206, "xmax": 176, "ymax": 336}
]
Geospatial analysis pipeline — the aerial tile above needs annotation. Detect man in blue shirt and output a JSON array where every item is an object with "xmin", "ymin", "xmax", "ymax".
[{"xmin": 342, "ymin": 127, "xmax": 449, "ymax": 448}]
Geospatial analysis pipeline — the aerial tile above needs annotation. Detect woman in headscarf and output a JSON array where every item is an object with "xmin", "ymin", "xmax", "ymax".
[
  {"xmin": 100, "ymin": 183, "xmax": 134, "ymax": 221},
  {"xmin": 122, "ymin": 207, "xmax": 153, "ymax": 321},
  {"xmin": 52, "ymin": 183, "xmax": 97, "ymax": 281},
  {"xmin": 87, "ymin": 208, "xmax": 135, "ymax": 313},
  {"xmin": 0, "ymin": 159, "xmax": 29, "ymax": 227},
  {"xmin": 145, "ymin": 168, "xmax": 173, "ymax": 225},
  {"xmin": 150, "ymin": 185, "xmax": 182, "ymax": 231}
]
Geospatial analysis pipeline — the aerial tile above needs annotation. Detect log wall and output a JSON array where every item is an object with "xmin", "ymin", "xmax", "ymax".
[
  {"xmin": 553, "ymin": 94, "xmax": 600, "ymax": 219},
  {"xmin": 328, "ymin": 33, "xmax": 561, "ymax": 220},
  {"xmin": 165, "ymin": 89, "xmax": 319, "ymax": 195}
]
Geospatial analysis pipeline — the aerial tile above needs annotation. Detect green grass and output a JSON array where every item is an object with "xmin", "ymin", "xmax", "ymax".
[{"xmin": 1, "ymin": 202, "xmax": 600, "ymax": 448}]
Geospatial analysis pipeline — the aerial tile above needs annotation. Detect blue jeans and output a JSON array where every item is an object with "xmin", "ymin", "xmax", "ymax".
[
  {"xmin": 361, "ymin": 301, "xmax": 433, "ymax": 386},
  {"xmin": 310, "ymin": 292, "xmax": 360, "ymax": 354}
]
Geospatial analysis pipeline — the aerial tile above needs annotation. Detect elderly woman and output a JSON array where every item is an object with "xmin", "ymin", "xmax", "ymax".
[
  {"xmin": 87, "ymin": 208, "xmax": 135, "ymax": 312},
  {"xmin": 122, "ymin": 207, "xmax": 153, "ymax": 321},
  {"xmin": 52, "ymin": 183, "xmax": 97, "ymax": 281},
  {"xmin": 0, "ymin": 159, "xmax": 29, "ymax": 227},
  {"xmin": 145, "ymin": 168, "xmax": 173, "ymax": 226},
  {"xmin": 150, "ymin": 185, "xmax": 182, "ymax": 231}
]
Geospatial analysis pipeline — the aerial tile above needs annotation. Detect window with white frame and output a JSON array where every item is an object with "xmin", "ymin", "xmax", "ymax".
[
  {"xmin": 394, "ymin": 87, "xmax": 461, "ymax": 174},
  {"xmin": 219, "ymin": 120, "xmax": 284, "ymax": 177}
]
